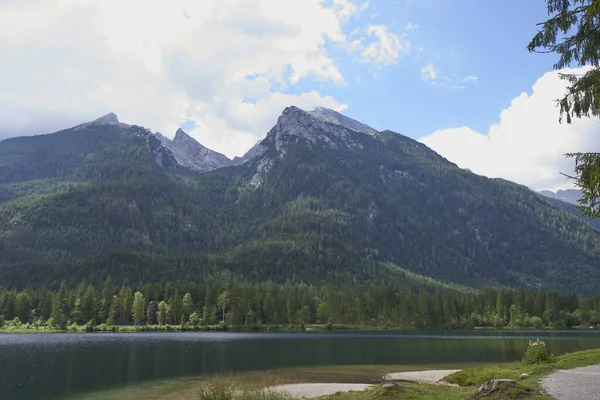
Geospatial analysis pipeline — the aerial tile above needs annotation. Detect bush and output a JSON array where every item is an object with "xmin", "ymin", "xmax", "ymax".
[
  {"xmin": 7, "ymin": 317, "xmax": 22, "ymax": 330},
  {"xmin": 522, "ymin": 339, "xmax": 549, "ymax": 364},
  {"xmin": 85, "ymin": 319, "xmax": 96, "ymax": 332}
]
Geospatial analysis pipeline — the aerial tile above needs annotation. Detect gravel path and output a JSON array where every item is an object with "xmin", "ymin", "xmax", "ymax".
[
  {"xmin": 268, "ymin": 383, "xmax": 372, "ymax": 398},
  {"xmin": 542, "ymin": 365, "xmax": 600, "ymax": 400},
  {"xmin": 384, "ymin": 369, "xmax": 461, "ymax": 385}
]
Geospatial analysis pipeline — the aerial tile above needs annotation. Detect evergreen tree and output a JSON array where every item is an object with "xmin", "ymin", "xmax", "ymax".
[
  {"xmin": 182, "ymin": 293, "xmax": 194, "ymax": 321},
  {"xmin": 14, "ymin": 293, "xmax": 31, "ymax": 323},
  {"xmin": 107, "ymin": 295, "xmax": 120, "ymax": 325},
  {"xmin": 120, "ymin": 287, "xmax": 133, "ymax": 325},
  {"xmin": 51, "ymin": 282, "xmax": 69, "ymax": 329},
  {"xmin": 157, "ymin": 301, "xmax": 168, "ymax": 326},
  {"xmin": 528, "ymin": 0, "xmax": 600, "ymax": 218},
  {"xmin": 132, "ymin": 292, "xmax": 145, "ymax": 326}
]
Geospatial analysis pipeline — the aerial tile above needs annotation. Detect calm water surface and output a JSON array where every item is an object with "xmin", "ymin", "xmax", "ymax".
[{"xmin": 1, "ymin": 330, "xmax": 600, "ymax": 400}]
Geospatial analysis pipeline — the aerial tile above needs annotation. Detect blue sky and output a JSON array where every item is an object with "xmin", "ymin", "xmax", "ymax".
[{"xmin": 291, "ymin": 0, "xmax": 556, "ymax": 139}]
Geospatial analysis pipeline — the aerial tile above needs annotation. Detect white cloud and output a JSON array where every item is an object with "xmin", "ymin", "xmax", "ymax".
[
  {"xmin": 405, "ymin": 23, "xmax": 418, "ymax": 31},
  {"xmin": 420, "ymin": 65, "xmax": 477, "ymax": 89},
  {"xmin": 419, "ymin": 67, "xmax": 599, "ymax": 191},
  {"xmin": 351, "ymin": 25, "xmax": 410, "ymax": 66},
  {"xmin": 0, "ymin": 0, "xmax": 390, "ymax": 158},
  {"xmin": 420, "ymin": 64, "xmax": 438, "ymax": 82}
]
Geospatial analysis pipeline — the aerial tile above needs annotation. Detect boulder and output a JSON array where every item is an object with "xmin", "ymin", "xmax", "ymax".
[
  {"xmin": 381, "ymin": 381, "xmax": 403, "ymax": 391},
  {"xmin": 476, "ymin": 379, "xmax": 516, "ymax": 396}
]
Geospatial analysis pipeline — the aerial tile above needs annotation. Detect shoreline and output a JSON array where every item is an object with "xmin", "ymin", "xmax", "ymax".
[
  {"xmin": 2, "ymin": 324, "xmax": 600, "ymax": 334},
  {"xmin": 62, "ymin": 348, "xmax": 600, "ymax": 400}
]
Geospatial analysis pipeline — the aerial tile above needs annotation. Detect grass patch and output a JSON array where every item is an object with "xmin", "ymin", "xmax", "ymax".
[
  {"xmin": 444, "ymin": 364, "xmax": 552, "ymax": 387},
  {"xmin": 199, "ymin": 381, "xmax": 292, "ymax": 400}
]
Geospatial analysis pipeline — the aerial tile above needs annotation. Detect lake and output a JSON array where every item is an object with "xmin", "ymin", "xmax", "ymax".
[{"xmin": 2, "ymin": 330, "xmax": 600, "ymax": 400}]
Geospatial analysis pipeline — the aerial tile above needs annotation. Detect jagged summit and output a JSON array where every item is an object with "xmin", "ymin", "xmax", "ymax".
[
  {"xmin": 243, "ymin": 105, "xmax": 370, "ymax": 185},
  {"xmin": 74, "ymin": 112, "xmax": 128, "ymax": 130},
  {"xmin": 93, "ymin": 112, "xmax": 120, "ymax": 125},
  {"xmin": 151, "ymin": 128, "xmax": 233, "ymax": 173},
  {"xmin": 267, "ymin": 105, "xmax": 356, "ymax": 150},
  {"xmin": 233, "ymin": 105, "xmax": 377, "ymax": 170},
  {"xmin": 174, "ymin": 128, "xmax": 192, "ymax": 142}
]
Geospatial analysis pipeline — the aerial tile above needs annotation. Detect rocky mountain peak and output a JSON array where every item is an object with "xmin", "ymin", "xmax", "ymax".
[
  {"xmin": 93, "ymin": 112, "xmax": 120, "ymax": 125},
  {"xmin": 151, "ymin": 128, "xmax": 233, "ymax": 173},
  {"xmin": 235, "ymin": 106, "xmax": 378, "ymax": 168},
  {"xmin": 246, "ymin": 106, "xmax": 368, "ymax": 186},
  {"xmin": 74, "ymin": 112, "xmax": 128, "ymax": 131},
  {"xmin": 173, "ymin": 128, "xmax": 199, "ymax": 146},
  {"xmin": 309, "ymin": 107, "xmax": 377, "ymax": 134}
]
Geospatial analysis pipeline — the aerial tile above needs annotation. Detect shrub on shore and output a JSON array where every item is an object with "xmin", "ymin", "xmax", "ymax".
[{"xmin": 522, "ymin": 339, "xmax": 549, "ymax": 364}]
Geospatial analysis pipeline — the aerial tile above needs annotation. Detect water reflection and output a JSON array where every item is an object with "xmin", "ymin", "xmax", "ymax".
[{"xmin": 1, "ymin": 330, "xmax": 599, "ymax": 400}]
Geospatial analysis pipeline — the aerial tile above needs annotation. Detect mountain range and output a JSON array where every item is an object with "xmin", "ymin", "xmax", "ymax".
[
  {"xmin": 1, "ymin": 107, "xmax": 600, "ymax": 295},
  {"xmin": 539, "ymin": 189, "xmax": 582, "ymax": 205}
]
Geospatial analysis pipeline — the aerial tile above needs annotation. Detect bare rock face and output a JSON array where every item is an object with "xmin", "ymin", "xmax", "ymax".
[
  {"xmin": 74, "ymin": 112, "xmax": 130, "ymax": 130},
  {"xmin": 381, "ymin": 381, "xmax": 403, "ymax": 391},
  {"xmin": 232, "ymin": 140, "xmax": 267, "ymax": 166},
  {"xmin": 245, "ymin": 106, "xmax": 368, "ymax": 186},
  {"xmin": 148, "ymin": 105, "xmax": 378, "ymax": 181},
  {"xmin": 234, "ymin": 106, "xmax": 375, "ymax": 168},
  {"xmin": 93, "ymin": 112, "xmax": 120, "ymax": 125},
  {"xmin": 153, "ymin": 129, "xmax": 233, "ymax": 173},
  {"xmin": 270, "ymin": 106, "xmax": 360, "ymax": 151},
  {"xmin": 309, "ymin": 106, "xmax": 377, "ymax": 135}
]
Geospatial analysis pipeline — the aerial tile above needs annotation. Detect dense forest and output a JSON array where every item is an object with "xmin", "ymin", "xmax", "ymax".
[
  {"xmin": 1, "ymin": 278, "xmax": 598, "ymax": 331},
  {"xmin": 3, "ymin": 109, "xmax": 600, "ymax": 295}
]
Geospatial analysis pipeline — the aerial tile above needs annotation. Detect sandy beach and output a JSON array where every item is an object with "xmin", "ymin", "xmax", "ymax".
[{"xmin": 268, "ymin": 369, "xmax": 460, "ymax": 398}]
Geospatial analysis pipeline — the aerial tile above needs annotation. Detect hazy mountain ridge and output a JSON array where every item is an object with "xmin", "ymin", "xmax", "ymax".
[{"xmin": 539, "ymin": 189, "xmax": 582, "ymax": 205}]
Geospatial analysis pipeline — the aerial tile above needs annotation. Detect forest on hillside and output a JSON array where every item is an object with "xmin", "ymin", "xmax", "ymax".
[{"xmin": 4, "ymin": 122, "xmax": 600, "ymax": 295}]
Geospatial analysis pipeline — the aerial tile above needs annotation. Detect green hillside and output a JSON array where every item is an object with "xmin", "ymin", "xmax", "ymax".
[{"xmin": 1, "ymin": 111, "xmax": 600, "ymax": 294}]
